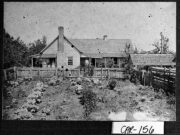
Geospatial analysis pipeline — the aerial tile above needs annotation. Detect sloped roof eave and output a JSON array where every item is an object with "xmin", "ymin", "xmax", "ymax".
[
  {"xmin": 40, "ymin": 36, "xmax": 59, "ymax": 54},
  {"xmin": 30, "ymin": 54, "xmax": 57, "ymax": 58}
]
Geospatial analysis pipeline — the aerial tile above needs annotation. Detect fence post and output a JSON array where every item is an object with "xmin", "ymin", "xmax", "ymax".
[
  {"xmin": 4, "ymin": 69, "xmax": 7, "ymax": 81},
  {"xmin": 30, "ymin": 67, "xmax": 32, "ymax": 79},
  {"xmin": 101, "ymin": 67, "xmax": 103, "ymax": 80},
  {"xmin": 63, "ymin": 69, "xmax": 64, "ymax": 79},
  {"xmin": 150, "ymin": 68, "xmax": 152, "ymax": 86},
  {"xmin": 79, "ymin": 68, "xmax": 80, "ymax": 77},
  {"xmin": 168, "ymin": 68, "xmax": 170, "ymax": 92},
  {"xmin": 151, "ymin": 69, "xmax": 154, "ymax": 87},
  {"xmin": 13, "ymin": 66, "xmax": 17, "ymax": 80},
  {"xmin": 164, "ymin": 67, "xmax": 166, "ymax": 91},
  {"xmin": 55, "ymin": 68, "xmax": 57, "ymax": 77},
  {"xmin": 108, "ymin": 69, "xmax": 110, "ymax": 80},
  {"xmin": 38, "ymin": 68, "xmax": 40, "ymax": 79}
]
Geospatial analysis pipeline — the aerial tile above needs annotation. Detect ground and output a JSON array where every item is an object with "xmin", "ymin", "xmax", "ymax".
[{"xmin": 2, "ymin": 77, "xmax": 176, "ymax": 121}]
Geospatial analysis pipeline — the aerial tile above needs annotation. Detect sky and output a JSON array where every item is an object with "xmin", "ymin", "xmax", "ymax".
[{"xmin": 4, "ymin": 2, "xmax": 176, "ymax": 52}]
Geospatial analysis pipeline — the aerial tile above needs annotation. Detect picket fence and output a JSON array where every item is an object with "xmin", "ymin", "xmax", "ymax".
[{"xmin": 3, "ymin": 67, "xmax": 126, "ymax": 80}]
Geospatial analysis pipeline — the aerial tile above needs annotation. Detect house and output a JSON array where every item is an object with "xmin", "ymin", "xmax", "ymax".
[
  {"xmin": 129, "ymin": 54, "xmax": 176, "ymax": 70},
  {"xmin": 30, "ymin": 26, "xmax": 134, "ymax": 69}
]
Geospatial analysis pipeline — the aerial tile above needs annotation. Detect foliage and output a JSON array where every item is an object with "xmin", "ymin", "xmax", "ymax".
[
  {"xmin": 108, "ymin": 80, "xmax": 117, "ymax": 90},
  {"xmin": 79, "ymin": 89, "xmax": 97, "ymax": 118},
  {"xmin": 3, "ymin": 28, "xmax": 47, "ymax": 68},
  {"xmin": 151, "ymin": 32, "xmax": 170, "ymax": 54},
  {"xmin": 3, "ymin": 29, "xmax": 29, "ymax": 68},
  {"xmin": 106, "ymin": 59, "xmax": 114, "ymax": 68},
  {"xmin": 134, "ymin": 47, "xmax": 139, "ymax": 54},
  {"xmin": 28, "ymin": 36, "xmax": 47, "ymax": 56},
  {"xmin": 129, "ymin": 70, "xmax": 139, "ymax": 84}
]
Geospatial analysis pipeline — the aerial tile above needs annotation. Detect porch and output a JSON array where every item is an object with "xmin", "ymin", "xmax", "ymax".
[
  {"xmin": 80, "ymin": 57, "xmax": 126, "ymax": 68},
  {"xmin": 30, "ymin": 54, "xmax": 126, "ymax": 69},
  {"xmin": 30, "ymin": 54, "xmax": 57, "ymax": 68}
]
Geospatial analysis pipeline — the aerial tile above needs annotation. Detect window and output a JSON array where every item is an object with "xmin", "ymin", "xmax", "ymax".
[{"xmin": 68, "ymin": 56, "xmax": 73, "ymax": 65}]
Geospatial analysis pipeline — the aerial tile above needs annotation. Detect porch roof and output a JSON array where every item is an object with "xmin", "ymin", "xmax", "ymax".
[
  {"xmin": 82, "ymin": 52, "xmax": 127, "ymax": 58},
  {"xmin": 83, "ymin": 53, "xmax": 102, "ymax": 58},
  {"xmin": 30, "ymin": 54, "xmax": 57, "ymax": 58}
]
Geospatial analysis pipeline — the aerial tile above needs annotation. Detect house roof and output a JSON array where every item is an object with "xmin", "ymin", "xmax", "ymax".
[
  {"xmin": 34, "ymin": 35, "xmax": 133, "ymax": 58},
  {"xmin": 130, "ymin": 54, "xmax": 175, "ymax": 66},
  {"xmin": 68, "ymin": 39, "xmax": 133, "ymax": 54}
]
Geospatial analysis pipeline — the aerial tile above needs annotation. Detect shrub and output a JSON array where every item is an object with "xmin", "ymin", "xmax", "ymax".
[
  {"xmin": 108, "ymin": 80, "xmax": 117, "ymax": 90},
  {"xmin": 106, "ymin": 59, "xmax": 114, "ymax": 68},
  {"xmin": 79, "ymin": 89, "xmax": 97, "ymax": 118},
  {"xmin": 13, "ymin": 108, "xmax": 33, "ymax": 120},
  {"xmin": 167, "ymin": 95, "xmax": 175, "ymax": 105}
]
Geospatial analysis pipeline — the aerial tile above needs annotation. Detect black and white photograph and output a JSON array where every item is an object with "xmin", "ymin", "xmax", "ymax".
[{"xmin": 2, "ymin": 2, "xmax": 176, "ymax": 121}]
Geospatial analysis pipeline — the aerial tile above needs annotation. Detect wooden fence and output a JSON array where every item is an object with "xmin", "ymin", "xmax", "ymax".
[
  {"xmin": 3, "ymin": 67, "xmax": 16, "ymax": 80},
  {"xmin": 150, "ymin": 67, "xmax": 175, "ymax": 93},
  {"xmin": 135, "ymin": 67, "xmax": 176, "ymax": 93},
  {"xmin": 93, "ymin": 68, "xmax": 126, "ymax": 79},
  {"xmin": 3, "ymin": 67, "xmax": 126, "ymax": 80}
]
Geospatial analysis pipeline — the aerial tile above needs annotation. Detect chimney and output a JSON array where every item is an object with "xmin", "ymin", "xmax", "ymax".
[
  {"xmin": 58, "ymin": 26, "xmax": 64, "ymax": 52},
  {"xmin": 103, "ymin": 35, "xmax": 107, "ymax": 40}
]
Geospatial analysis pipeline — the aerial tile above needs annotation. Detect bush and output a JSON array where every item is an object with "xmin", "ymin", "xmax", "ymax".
[
  {"xmin": 79, "ymin": 89, "xmax": 97, "ymax": 118},
  {"xmin": 106, "ymin": 59, "xmax": 114, "ymax": 68},
  {"xmin": 108, "ymin": 80, "xmax": 117, "ymax": 90}
]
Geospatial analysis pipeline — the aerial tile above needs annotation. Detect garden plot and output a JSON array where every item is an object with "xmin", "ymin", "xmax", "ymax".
[{"xmin": 2, "ymin": 76, "xmax": 176, "ymax": 121}]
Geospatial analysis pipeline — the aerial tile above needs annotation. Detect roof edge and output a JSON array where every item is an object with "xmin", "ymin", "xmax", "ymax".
[
  {"xmin": 64, "ymin": 36, "xmax": 82, "ymax": 53},
  {"xmin": 40, "ymin": 35, "xmax": 59, "ymax": 54}
]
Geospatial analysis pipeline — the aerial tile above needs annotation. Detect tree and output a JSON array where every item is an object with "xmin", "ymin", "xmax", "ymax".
[
  {"xmin": 3, "ymin": 29, "xmax": 29, "ymax": 68},
  {"xmin": 3, "ymin": 29, "xmax": 47, "ymax": 68},
  {"xmin": 134, "ymin": 47, "xmax": 139, "ymax": 54},
  {"xmin": 151, "ymin": 32, "xmax": 169, "ymax": 54},
  {"xmin": 28, "ymin": 36, "xmax": 47, "ymax": 56},
  {"xmin": 152, "ymin": 41, "xmax": 161, "ymax": 54}
]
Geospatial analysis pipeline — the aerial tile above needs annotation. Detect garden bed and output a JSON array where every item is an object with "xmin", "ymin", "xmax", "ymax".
[{"xmin": 2, "ymin": 76, "xmax": 176, "ymax": 121}]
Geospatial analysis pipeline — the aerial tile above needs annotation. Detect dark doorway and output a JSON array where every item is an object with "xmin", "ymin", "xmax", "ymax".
[
  {"xmin": 91, "ymin": 58, "xmax": 95, "ymax": 66},
  {"xmin": 80, "ymin": 58, "xmax": 86, "ymax": 67},
  {"xmin": 114, "ymin": 58, "xmax": 118, "ymax": 64}
]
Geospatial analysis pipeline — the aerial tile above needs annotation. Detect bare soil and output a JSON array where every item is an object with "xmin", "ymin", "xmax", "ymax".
[{"xmin": 2, "ymin": 77, "xmax": 176, "ymax": 121}]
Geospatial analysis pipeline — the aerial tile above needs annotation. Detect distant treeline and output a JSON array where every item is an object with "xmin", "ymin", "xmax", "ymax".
[{"xmin": 3, "ymin": 29, "xmax": 47, "ymax": 69}]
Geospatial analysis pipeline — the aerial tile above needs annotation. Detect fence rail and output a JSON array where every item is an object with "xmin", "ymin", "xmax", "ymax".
[
  {"xmin": 151, "ymin": 67, "xmax": 175, "ymax": 93},
  {"xmin": 135, "ymin": 67, "xmax": 176, "ymax": 93},
  {"xmin": 3, "ymin": 67, "xmax": 126, "ymax": 80}
]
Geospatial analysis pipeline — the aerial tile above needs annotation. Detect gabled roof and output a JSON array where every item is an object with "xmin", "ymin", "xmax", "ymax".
[
  {"xmin": 34, "ymin": 35, "xmax": 133, "ymax": 58},
  {"xmin": 68, "ymin": 39, "xmax": 133, "ymax": 54},
  {"xmin": 130, "ymin": 54, "xmax": 175, "ymax": 66},
  {"xmin": 40, "ymin": 36, "xmax": 58, "ymax": 54}
]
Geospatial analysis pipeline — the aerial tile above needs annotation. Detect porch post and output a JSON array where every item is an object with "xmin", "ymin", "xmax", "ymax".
[
  {"xmin": 95, "ymin": 58, "xmax": 96, "ymax": 68},
  {"xmin": 31, "ymin": 57, "xmax": 33, "ymax": 68},
  {"xmin": 88, "ymin": 57, "xmax": 90, "ymax": 76},
  {"xmin": 105, "ymin": 58, "xmax": 107, "ymax": 68},
  {"xmin": 119, "ymin": 58, "xmax": 121, "ymax": 68},
  {"xmin": 55, "ymin": 56, "xmax": 57, "ymax": 67}
]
